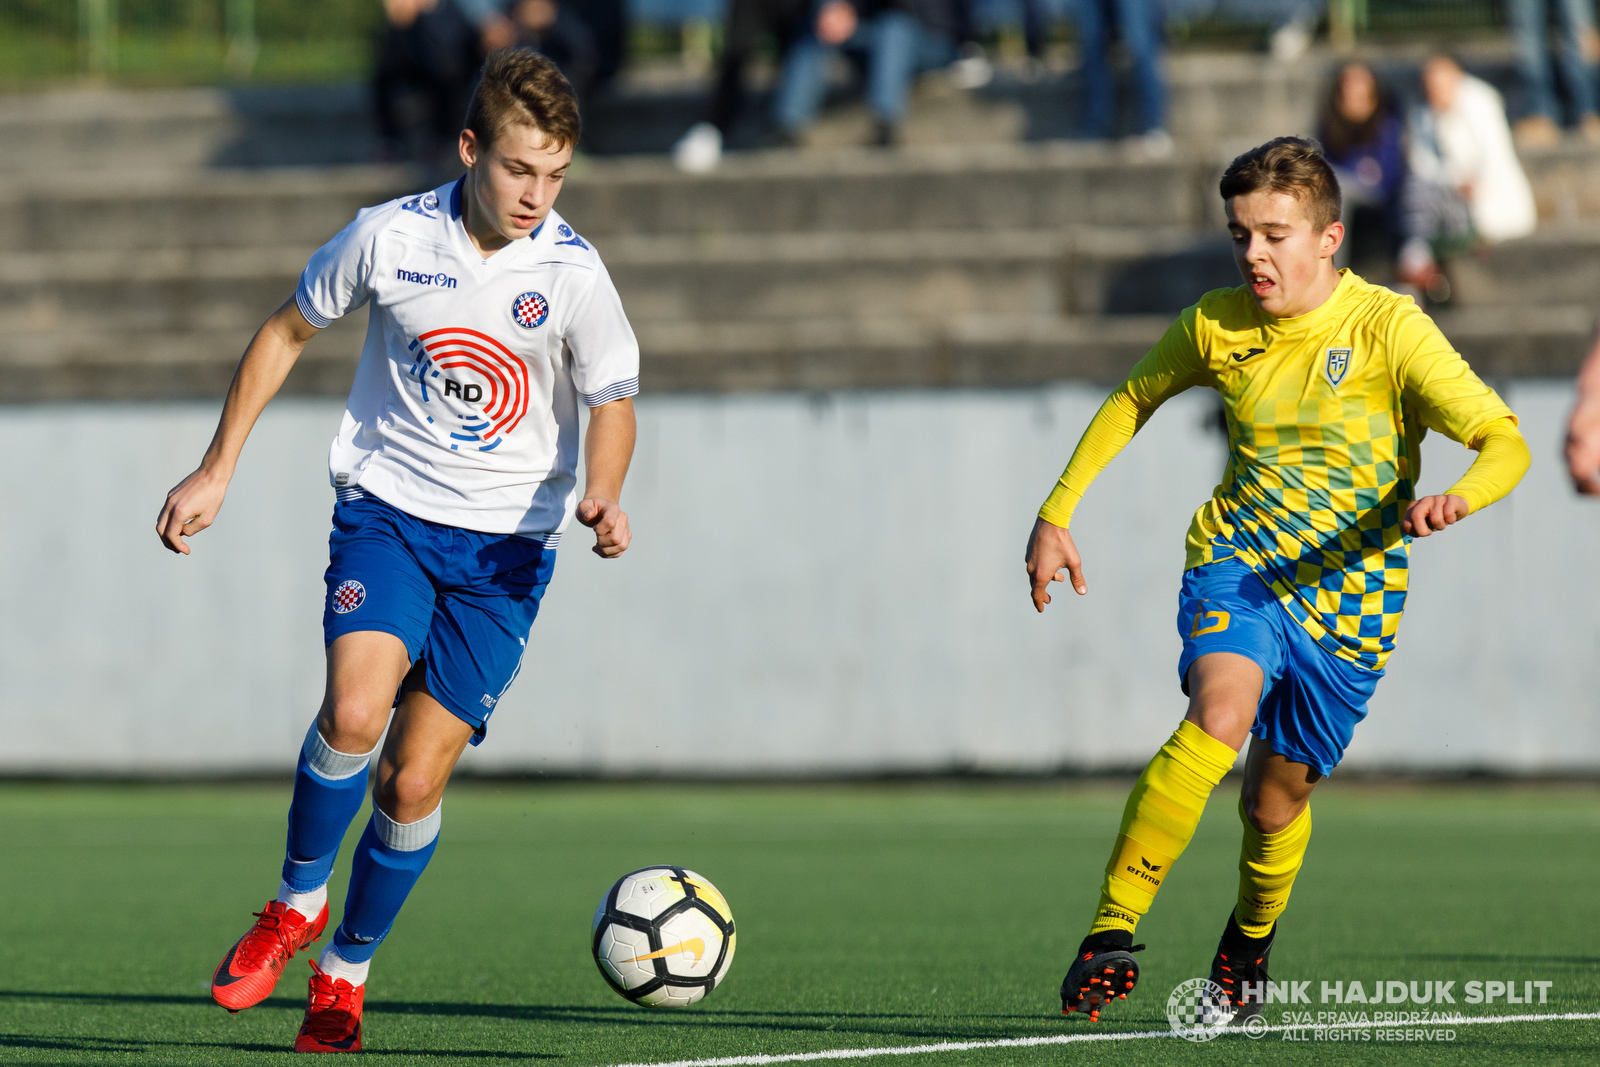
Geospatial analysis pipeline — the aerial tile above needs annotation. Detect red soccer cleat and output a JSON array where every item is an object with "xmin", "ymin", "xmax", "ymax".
[
  {"xmin": 211, "ymin": 900, "xmax": 329, "ymax": 1013},
  {"xmin": 295, "ymin": 960, "xmax": 365, "ymax": 1053}
]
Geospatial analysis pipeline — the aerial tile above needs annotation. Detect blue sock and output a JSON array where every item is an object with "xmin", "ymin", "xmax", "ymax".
[
  {"xmin": 331, "ymin": 805, "xmax": 442, "ymax": 963},
  {"xmin": 282, "ymin": 722, "xmax": 375, "ymax": 893}
]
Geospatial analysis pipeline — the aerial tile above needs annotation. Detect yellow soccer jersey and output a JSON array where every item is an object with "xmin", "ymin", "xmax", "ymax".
[{"xmin": 1039, "ymin": 271, "xmax": 1527, "ymax": 671}]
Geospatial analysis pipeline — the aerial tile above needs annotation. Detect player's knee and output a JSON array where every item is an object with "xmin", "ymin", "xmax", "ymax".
[
  {"xmin": 374, "ymin": 765, "xmax": 442, "ymax": 821},
  {"xmin": 1241, "ymin": 795, "xmax": 1299, "ymax": 836},
  {"xmin": 317, "ymin": 698, "xmax": 388, "ymax": 754}
]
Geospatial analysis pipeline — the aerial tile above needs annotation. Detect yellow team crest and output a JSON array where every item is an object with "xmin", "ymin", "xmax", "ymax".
[{"xmin": 1325, "ymin": 347, "xmax": 1352, "ymax": 388}]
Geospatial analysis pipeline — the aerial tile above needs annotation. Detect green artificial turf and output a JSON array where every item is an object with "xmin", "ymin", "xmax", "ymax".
[{"xmin": 0, "ymin": 780, "xmax": 1596, "ymax": 1065}]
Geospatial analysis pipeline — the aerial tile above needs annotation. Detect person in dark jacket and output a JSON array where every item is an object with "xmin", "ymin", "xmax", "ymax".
[
  {"xmin": 1317, "ymin": 62, "xmax": 1406, "ymax": 269},
  {"xmin": 505, "ymin": 0, "xmax": 601, "ymax": 104},
  {"xmin": 374, "ymin": 0, "xmax": 484, "ymax": 161}
]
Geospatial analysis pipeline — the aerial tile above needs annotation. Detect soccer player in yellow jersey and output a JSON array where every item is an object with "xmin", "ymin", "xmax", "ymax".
[{"xmin": 1025, "ymin": 138, "xmax": 1532, "ymax": 1025}]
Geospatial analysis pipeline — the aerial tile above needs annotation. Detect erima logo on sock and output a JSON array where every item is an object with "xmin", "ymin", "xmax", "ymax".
[{"xmin": 1128, "ymin": 860, "xmax": 1163, "ymax": 884}]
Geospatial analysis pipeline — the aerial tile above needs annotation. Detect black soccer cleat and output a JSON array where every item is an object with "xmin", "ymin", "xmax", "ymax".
[
  {"xmin": 1060, "ymin": 931, "xmax": 1145, "ymax": 1021},
  {"xmin": 1208, "ymin": 911, "xmax": 1275, "ymax": 1026}
]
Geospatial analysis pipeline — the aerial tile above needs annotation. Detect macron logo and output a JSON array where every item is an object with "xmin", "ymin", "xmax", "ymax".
[{"xmin": 398, "ymin": 268, "xmax": 458, "ymax": 289}]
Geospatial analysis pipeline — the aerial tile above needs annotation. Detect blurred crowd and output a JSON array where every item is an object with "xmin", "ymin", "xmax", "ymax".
[
  {"xmin": 1320, "ymin": 56, "xmax": 1538, "ymax": 302},
  {"xmin": 374, "ymin": 0, "xmax": 1600, "ymax": 287},
  {"xmin": 375, "ymin": 0, "xmax": 624, "ymax": 161}
]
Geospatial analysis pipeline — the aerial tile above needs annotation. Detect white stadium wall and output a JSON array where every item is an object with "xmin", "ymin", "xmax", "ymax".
[{"xmin": 0, "ymin": 381, "xmax": 1595, "ymax": 776}]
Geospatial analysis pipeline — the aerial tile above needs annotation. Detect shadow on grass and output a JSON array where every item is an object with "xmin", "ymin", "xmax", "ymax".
[
  {"xmin": 0, "ymin": 1031, "xmax": 553, "ymax": 1058},
  {"xmin": 0, "ymin": 989, "xmax": 1129, "ymax": 1044}
]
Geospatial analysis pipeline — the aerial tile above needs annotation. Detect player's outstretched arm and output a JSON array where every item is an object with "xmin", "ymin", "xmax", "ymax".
[
  {"xmin": 155, "ymin": 298, "xmax": 320, "ymax": 555},
  {"xmin": 1566, "ymin": 329, "xmax": 1600, "ymax": 494},
  {"xmin": 1401, "ymin": 419, "xmax": 1530, "ymax": 537},
  {"xmin": 1025, "ymin": 517, "xmax": 1087, "ymax": 612},
  {"xmin": 576, "ymin": 397, "xmax": 636, "ymax": 559}
]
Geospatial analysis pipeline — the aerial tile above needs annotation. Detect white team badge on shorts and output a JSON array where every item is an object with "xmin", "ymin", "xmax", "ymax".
[
  {"xmin": 1325, "ymin": 347, "xmax": 1352, "ymax": 388},
  {"xmin": 511, "ymin": 291, "xmax": 549, "ymax": 329},
  {"xmin": 332, "ymin": 580, "xmax": 366, "ymax": 614}
]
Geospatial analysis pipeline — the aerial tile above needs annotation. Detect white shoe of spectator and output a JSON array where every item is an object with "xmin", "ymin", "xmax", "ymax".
[
  {"xmin": 1124, "ymin": 129, "xmax": 1174, "ymax": 160},
  {"xmin": 949, "ymin": 47, "xmax": 993, "ymax": 91},
  {"xmin": 1270, "ymin": 17, "xmax": 1313, "ymax": 64},
  {"xmin": 673, "ymin": 122, "xmax": 723, "ymax": 174}
]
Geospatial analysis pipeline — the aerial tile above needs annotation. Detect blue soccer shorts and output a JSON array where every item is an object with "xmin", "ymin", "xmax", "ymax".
[
  {"xmin": 1176, "ymin": 557, "xmax": 1382, "ymax": 775},
  {"xmin": 322, "ymin": 492, "xmax": 556, "ymax": 745}
]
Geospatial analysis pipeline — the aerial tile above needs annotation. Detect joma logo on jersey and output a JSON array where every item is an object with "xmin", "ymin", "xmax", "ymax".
[
  {"xmin": 1325, "ymin": 347, "xmax": 1353, "ymax": 388},
  {"xmin": 397, "ymin": 268, "xmax": 458, "ymax": 288}
]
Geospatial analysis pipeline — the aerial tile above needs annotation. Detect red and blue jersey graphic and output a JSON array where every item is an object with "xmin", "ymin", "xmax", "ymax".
[{"xmin": 406, "ymin": 327, "xmax": 530, "ymax": 453}]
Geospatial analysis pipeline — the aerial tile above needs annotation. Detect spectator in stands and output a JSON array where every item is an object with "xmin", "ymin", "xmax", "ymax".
[
  {"xmin": 673, "ymin": 0, "xmax": 813, "ymax": 171},
  {"xmin": 1076, "ymin": 0, "xmax": 1170, "ymax": 156},
  {"xmin": 1400, "ymin": 55, "xmax": 1538, "ymax": 298},
  {"xmin": 374, "ymin": 0, "xmax": 484, "ymax": 163},
  {"xmin": 1507, "ymin": 0, "xmax": 1600, "ymax": 146},
  {"xmin": 1318, "ymin": 62, "xmax": 1405, "ymax": 269},
  {"xmin": 503, "ymin": 0, "xmax": 601, "ymax": 104},
  {"xmin": 769, "ymin": 0, "xmax": 961, "ymax": 147}
]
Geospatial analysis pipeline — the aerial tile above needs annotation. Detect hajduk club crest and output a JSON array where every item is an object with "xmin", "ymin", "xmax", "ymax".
[
  {"xmin": 332, "ymin": 580, "xmax": 366, "ymax": 614},
  {"xmin": 512, "ymin": 291, "xmax": 549, "ymax": 329},
  {"xmin": 1325, "ymin": 347, "xmax": 1352, "ymax": 388}
]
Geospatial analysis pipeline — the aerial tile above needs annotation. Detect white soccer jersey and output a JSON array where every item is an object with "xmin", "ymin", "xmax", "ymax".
[{"xmin": 295, "ymin": 178, "xmax": 640, "ymax": 541}]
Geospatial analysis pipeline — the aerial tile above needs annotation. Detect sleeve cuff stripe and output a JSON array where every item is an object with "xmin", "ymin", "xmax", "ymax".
[
  {"xmin": 295, "ymin": 287, "xmax": 333, "ymax": 329},
  {"xmin": 580, "ymin": 376, "xmax": 640, "ymax": 407}
]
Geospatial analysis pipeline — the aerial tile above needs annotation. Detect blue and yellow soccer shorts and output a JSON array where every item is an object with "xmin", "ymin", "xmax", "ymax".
[
  {"xmin": 1176, "ymin": 558, "xmax": 1382, "ymax": 775},
  {"xmin": 322, "ymin": 492, "xmax": 556, "ymax": 745}
]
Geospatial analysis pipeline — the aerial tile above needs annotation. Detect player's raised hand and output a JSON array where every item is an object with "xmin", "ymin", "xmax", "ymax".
[
  {"xmin": 156, "ymin": 468, "xmax": 229, "ymax": 555},
  {"xmin": 1025, "ymin": 516, "xmax": 1086, "ymax": 612},
  {"xmin": 1401, "ymin": 493, "xmax": 1470, "ymax": 538},
  {"xmin": 578, "ymin": 497, "xmax": 631, "ymax": 558}
]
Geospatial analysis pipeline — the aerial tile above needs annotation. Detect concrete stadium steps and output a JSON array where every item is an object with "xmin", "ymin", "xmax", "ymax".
[
  {"xmin": 8, "ymin": 215, "xmax": 1594, "ymax": 339},
  {"xmin": 0, "ymin": 167, "xmax": 422, "ymax": 254},
  {"xmin": 0, "ymin": 226, "xmax": 1237, "ymax": 346},
  {"xmin": 11, "ymin": 137, "xmax": 1600, "ymax": 253},
  {"xmin": 638, "ymin": 305, "xmax": 1594, "ymax": 389},
  {"xmin": 0, "ymin": 84, "xmax": 377, "ymax": 175},
  {"xmin": 1, "ymin": 52, "xmax": 1328, "ymax": 174},
  {"xmin": 0, "ymin": 147, "xmax": 1206, "ymax": 254}
]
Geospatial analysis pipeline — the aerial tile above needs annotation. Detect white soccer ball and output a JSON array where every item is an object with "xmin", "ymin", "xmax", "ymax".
[{"xmin": 591, "ymin": 866, "xmax": 736, "ymax": 1008}]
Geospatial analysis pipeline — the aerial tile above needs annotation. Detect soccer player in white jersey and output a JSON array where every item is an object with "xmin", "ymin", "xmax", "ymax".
[{"xmin": 155, "ymin": 51, "xmax": 639, "ymax": 1053}]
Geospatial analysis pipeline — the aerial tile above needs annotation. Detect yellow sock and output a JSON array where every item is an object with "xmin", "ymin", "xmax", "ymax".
[
  {"xmin": 1234, "ymin": 800, "xmax": 1311, "ymax": 937},
  {"xmin": 1088, "ymin": 719, "xmax": 1238, "ymax": 936}
]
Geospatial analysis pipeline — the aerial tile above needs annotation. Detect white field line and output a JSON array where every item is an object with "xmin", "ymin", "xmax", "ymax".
[{"xmin": 599, "ymin": 1011, "xmax": 1600, "ymax": 1067}]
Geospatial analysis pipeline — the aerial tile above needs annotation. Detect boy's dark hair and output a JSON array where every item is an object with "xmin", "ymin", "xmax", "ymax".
[
  {"xmin": 465, "ymin": 48, "xmax": 581, "ymax": 153},
  {"xmin": 1219, "ymin": 136, "xmax": 1342, "ymax": 231}
]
